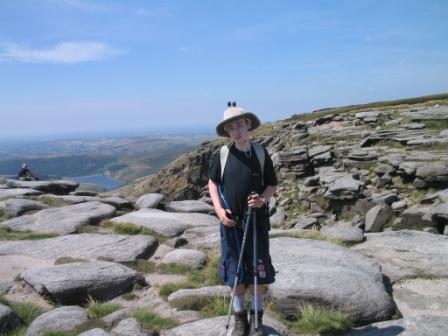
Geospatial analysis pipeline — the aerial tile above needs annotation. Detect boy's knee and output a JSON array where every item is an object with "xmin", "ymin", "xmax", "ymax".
[
  {"xmin": 234, "ymin": 284, "xmax": 247, "ymax": 295},
  {"xmin": 248, "ymin": 285, "xmax": 267, "ymax": 294}
]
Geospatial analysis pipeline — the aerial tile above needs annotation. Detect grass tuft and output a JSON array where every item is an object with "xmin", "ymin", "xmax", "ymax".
[
  {"xmin": 54, "ymin": 257, "xmax": 87, "ymax": 265},
  {"xmin": 291, "ymin": 304, "xmax": 352, "ymax": 335},
  {"xmin": 200, "ymin": 296, "xmax": 229, "ymax": 317},
  {"xmin": 121, "ymin": 293, "xmax": 138, "ymax": 301},
  {"xmin": 86, "ymin": 297, "xmax": 122, "ymax": 319},
  {"xmin": 158, "ymin": 253, "xmax": 222, "ymax": 299},
  {"xmin": 112, "ymin": 222, "xmax": 142, "ymax": 235},
  {"xmin": 270, "ymin": 230, "xmax": 345, "ymax": 246},
  {"xmin": 0, "ymin": 295, "xmax": 45, "ymax": 335},
  {"xmin": 101, "ymin": 220, "xmax": 165, "ymax": 242},
  {"xmin": 12, "ymin": 302, "xmax": 43, "ymax": 325},
  {"xmin": 122, "ymin": 259, "xmax": 156, "ymax": 273},
  {"xmin": 4, "ymin": 326, "xmax": 27, "ymax": 336},
  {"xmin": 0, "ymin": 208, "xmax": 9, "ymax": 221},
  {"xmin": 0, "ymin": 228, "xmax": 58, "ymax": 241},
  {"xmin": 159, "ymin": 281, "xmax": 197, "ymax": 299},
  {"xmin": 132, "ymin": 308, "xmax": 177, "ymax": 331},
  {"xmin": 158, "ymin": 263, "xmax": 191, "ymax": 274}
]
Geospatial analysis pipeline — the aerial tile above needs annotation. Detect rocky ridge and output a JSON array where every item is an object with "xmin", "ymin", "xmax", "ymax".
[{"xmin": 1, "ymin": 93, "xmax": 448, "ymax": 335}]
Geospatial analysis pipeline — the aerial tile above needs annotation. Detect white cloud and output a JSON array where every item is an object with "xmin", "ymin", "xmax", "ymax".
[{"xmin": 0, "ymin": 41, "xmax": 121, "ymax": 64}]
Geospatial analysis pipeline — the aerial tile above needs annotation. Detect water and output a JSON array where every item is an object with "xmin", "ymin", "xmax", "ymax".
[{"xmin": 69, "ymin": 175, "xmax": 124, "ymax": 191}]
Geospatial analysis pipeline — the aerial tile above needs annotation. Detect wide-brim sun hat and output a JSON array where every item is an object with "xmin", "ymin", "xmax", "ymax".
[{"xmin": 216, "ymin": 102, "xmax": 261, "ymax": 137}]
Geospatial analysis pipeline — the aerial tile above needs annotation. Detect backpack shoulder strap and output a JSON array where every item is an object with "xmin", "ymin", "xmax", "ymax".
[
  {"xmin": 220, "ymin": 143, "xmax": 266, "ymax": 186},
  {"xmin": 220, "ymin": 144, "xmax": 230, "ymax": 181},
  {"xmin": 252, "ymin": 143, "xmax": 265, "ymax": 186}
]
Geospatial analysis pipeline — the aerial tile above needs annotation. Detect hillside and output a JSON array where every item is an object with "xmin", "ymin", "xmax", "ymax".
[
  {"xmin": 1, "ymin": 93, "xmax": 448, "ymax": 335},
  {"xmin": 0, "ymin": 134, "xmax": 211, "ymax": 182},
  {"xmin": 116, "ymin": 93, "xmax": 448, "ymax": 215}
]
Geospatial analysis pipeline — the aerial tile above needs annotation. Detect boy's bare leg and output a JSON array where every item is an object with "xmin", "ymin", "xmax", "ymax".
[
  {"xmin": 234, "ymin": 284, "xmax": 247, "ymax": 295},
  {"xmin": 248, "ymin": 285, "xmax": 267, "ymax": 294}
]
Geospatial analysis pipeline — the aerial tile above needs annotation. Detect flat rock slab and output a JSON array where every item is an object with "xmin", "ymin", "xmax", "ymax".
[
  {"xmin": 111, "ymin": 318, "xmax": 147, "ymax": 336},
  {"xmin": 0, "ymin": 233, "xmax": 158, "ymax": 262},
  {"xmin": 0, "ymin": 201, "xmax": 116, "ymax": 234},
  {"xmin": 111, "ymin": 209, "xmax": 219, "ymax": 238},
  {"xmin": 162, "ymin": 314, "xmax": 288, "ymax": 336},
  {"xmin": 0, "ymin": 255, "xmax": 53, "ymax": 282},
  {"xmin": 6, "ymin": 179, "xmax": 79, "ymax": 194},
  {"xmin": 320, "ymin": 223, "xmax": 365, "ymax": 242},
  {"xmin": 25, "ymin": 305, "xmax": 89, "ymax": 336},
  {"xmin": 135, "ymin": 193, "xmax": 165, "ymax": 209},
  {"xmin": 167, "ymin": 285, "xmax": 230, "ymax": 309},
  {"xmin": 79, "ymin": 329, "xmax": 110, "ymax": 336},
  {"xmin": 165, "ymin": 200, "xmax": 214, "ymax": 213},
  {"xmin": 0, "ymin": 198, "xmax": 48, "ymax": 217},
  {"xmin": 393, "ymin": 279, "xmax": 448, "ymax": 317},
  {"xmin": 45, "ymin": 195, "xmax": 132, "ymax": 209},
  {"xmin": 344, "ymin": 315, "xmax": 448, "ymax": 336},
  {"xmin": 180, "ymin": 226, "xmax": 220, "ymax": 250},
  {"xmin": 0, "ymin": 188, "xmax": 42, "ymax": 201},
  {"xmin": 21, "ymin": 261, "xmax": 142, "ymax": 305},
  {"xmin": 351, "ymin": 230, "xmax": 448, "ymax": 283},
  {"xmin": 162, "ymin": 249, "xmax": 206, "ymax": 269},
  {"xmin": 0, "ymin": 281, "xmax": 12, "ymax": 293},
  {"xmin": 0, "ymin": 303, "xmax": 21, "ymax": 334},
  {"xmin": 269, "ymin": 237, "xmax": 394, "ymax": 324}
]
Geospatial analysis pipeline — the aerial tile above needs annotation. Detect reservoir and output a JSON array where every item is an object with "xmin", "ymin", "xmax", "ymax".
[{"xmin": 69, "ymin": 175, "xmax": 124, "ymax": 191}]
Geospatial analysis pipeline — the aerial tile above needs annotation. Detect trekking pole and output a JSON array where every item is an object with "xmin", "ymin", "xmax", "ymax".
[
  {"xmin": 224, "ymin": 206, "xmax": 253, "ymax": 336},
  {"xmin": 252, "ymin": 203, "xmax": 260, "ymax": 333}
]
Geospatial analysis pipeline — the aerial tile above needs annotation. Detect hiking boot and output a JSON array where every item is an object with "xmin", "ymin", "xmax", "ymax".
[
  {"xmin": 232, "ymin": 310, "xmax": 249, "ymax": 336},
  {"xmin": 249, "ymin": 310, "xmax": 264, "ymax": 336}
]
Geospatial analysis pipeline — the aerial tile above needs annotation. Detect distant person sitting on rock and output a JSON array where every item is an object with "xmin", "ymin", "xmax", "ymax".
[
  {"xmin": 17, "ymin": 163, "xmax": 39, "ymax": 181},
  {"xmin": 208, "ymin": 102, "xmax": 278, "ymax": 336}
]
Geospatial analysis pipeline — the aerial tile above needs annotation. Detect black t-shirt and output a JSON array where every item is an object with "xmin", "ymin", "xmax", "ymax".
[{"xmin": 208, "ymin": 143, "xmax": 277, "ymax": 221}]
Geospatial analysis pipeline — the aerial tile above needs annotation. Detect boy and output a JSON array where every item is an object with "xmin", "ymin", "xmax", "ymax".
[{"xmin": 208, "ymin": 102, "xmax": 277, "ymax": 336}]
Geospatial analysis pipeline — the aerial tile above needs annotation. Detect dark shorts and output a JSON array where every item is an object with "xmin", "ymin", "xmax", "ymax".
[{"xmin": 218, "ymin": 213, "xmax": 276, "ymax": 287}]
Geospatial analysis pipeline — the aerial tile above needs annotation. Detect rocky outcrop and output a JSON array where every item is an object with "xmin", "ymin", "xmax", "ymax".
[
  {"xmin": 269, "ymin": 237, "xmax": 394, "ymax": 324},
  {"xmin": 167, "ymin": 286, "xmax": 230, "ymax": 309},
  {"xmin": 162, "ymin": 314, "xmax": 289, "ymax": 336},
  {"xmin": 0, "ymin": 198, "xmax": 48, "ymax": 217},
  {"xmin": 111, "ymin": 318, "xmax": 150, "ymax": 336},
  {"xmin": 25, "ymin": 306, "xmax": 89, "ymax": 336},
  {"xmin": 44, "ymin": 195, "xmax": 132, "ymax": 209},
  {"xmin": 162, "ymin": 249, "xmax": 206, "ymax": 269},
  {"xmin": 344, "ymin": 315, "xmax": 448, "ymax": 336},
  {"xmin": 352, "ymin": 230, "xmax": 448, "ymax": 283},
  {"xmin": 20, "ymin": 261, "xmax": 144, "ymax": 305},
  {"xmin": 320, "ymin": 222, "xmax": 365, "ymax": 242},
  {"xmin": 392, "ymin": 278, "xmax": 448, "ymax": 317},
  {"xmin": 0, "ymin": 188, "xmax": 42, "ymax": 201},
  {"xmin": 0, "ymin": 201, "xmax": 116, "ymax": 234},
  {"xmin": 0, "ymin": 233, "xmax": 158, "ymax": 262},
  {"xmin": 6, "ymin": 179, "xmax": 79, "ymax": 195},
  {"xmin": 0, "ymin": 303, "xmax": 21, "ymax": 335},
  {"xmin": 110, "ymin": 209, "xmax": 219, "ymax": 238},
  {"xmin": 135, "ymin": 193, "xmax": 165, "ymax": 209},
  {"xmin": 164, "ymin": 200, "xmax": 214, "ymax": 214}
]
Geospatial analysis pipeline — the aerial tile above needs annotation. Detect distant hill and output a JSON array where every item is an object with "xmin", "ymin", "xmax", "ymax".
[{"xmin": 0, "ymin": 134, "xmax": 211, "ymax": 182}]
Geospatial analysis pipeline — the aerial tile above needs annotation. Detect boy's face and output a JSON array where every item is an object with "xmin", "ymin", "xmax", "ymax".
[{"xmin": 224, "ymin": 118, "xmax": 251, "ymax": 142}]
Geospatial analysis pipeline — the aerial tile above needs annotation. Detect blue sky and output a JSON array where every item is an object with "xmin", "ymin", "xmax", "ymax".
[{"xmin": 0, "ymin": 0, "xmax": 447, "ymax": 138}]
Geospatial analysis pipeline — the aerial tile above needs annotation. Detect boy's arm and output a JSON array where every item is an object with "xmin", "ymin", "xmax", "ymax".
[
  {"xmin": 261, "ymin": 185, "xmax": 277, "ymax": 203},
  {"xmin": 248, "ymin": 185, "xmax": 277, "ymax": 208},
  {"xmin": 208, "ymin": 178, "xmax": 236, "ymax": 227}
]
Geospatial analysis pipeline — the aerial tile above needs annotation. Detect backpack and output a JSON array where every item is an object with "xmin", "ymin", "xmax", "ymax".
[{"xmin": 220, "ymin": 142, "xmax": 265, "ymax": 186}]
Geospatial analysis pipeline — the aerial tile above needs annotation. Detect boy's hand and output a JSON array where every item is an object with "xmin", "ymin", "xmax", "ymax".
[
  {"xmin": 247, "ymin": 193, "xmax": 265, "ymax": 208},
  {"xmin": 218, "ymin": 208, "xmax": 237, "ymax": 227}
]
